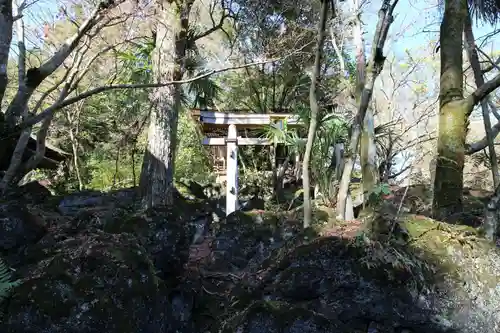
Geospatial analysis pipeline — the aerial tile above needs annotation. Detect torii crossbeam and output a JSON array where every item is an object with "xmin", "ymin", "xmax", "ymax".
[{"xmin": 192, "ymin": 110, "xmax": 303, "ymax": 215}]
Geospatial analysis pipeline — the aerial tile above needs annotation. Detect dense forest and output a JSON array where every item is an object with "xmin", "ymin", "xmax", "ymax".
[{"xmin": 0, "ymin": 0, "xmax": 500, "ymax": 332}]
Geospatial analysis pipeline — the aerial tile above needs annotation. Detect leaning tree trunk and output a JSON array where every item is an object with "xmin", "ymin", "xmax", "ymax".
[
  {"xmin": 302, "ymin": 0, "xmax": 329, "ymax": 228},
  {"xmin": 464, "ymin": 11, "xmax": 499, "ymax": 188},
  {"xmin": 139, "ymin": 2, "xmax": 190, "ymax": 209},
  {"xmin": 356, "ymin": 3, "xmax": 379, "ymax": 202},
  {"xmin": 336, "ymin": 0, "xmax": 396, "ymax": 220},
  {"xmin": 432, "ymin": 0, "xmax": 468, "ymax": 219}
]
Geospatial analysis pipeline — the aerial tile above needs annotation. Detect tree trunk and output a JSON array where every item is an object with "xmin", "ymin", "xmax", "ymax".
[
  {"xmin": 463, "ymin": 11, "xmax": 499, "ymax": 188},
  {"xmin": 432, "ymin": 0, "xmax": 467, "ymax": 219},
  {"xmin": 22, "ymin": 114, "xmax": 54, "ymax": 176},
  {"xmin": 69, "ymin": 129, "xmax": 84, "ymax": 191},
  {"xmin": 484, "ymin": 183, "xmax": 500, "ymax": 241},
  {"xmin": 270, "ymin": 143, "xmax": 277, "ymax": 193},
  {"xmin": 0, "ymin": 0, "xmax": 13, "ymax": 104},
  {"xmin": 336, "ymin": 0, "xmax": 396, "ymax": 220},
  {"xmin": 0, "ymin": 128, "xmax": 31, "ymax": 193},
  {"xmin": 361, "ymin": 107, "xmax": 379, "ymax": 199},
  {"xmin": 276, "ymin": 155, "xmax": 290, "ymax": 200},
  {"xmin": 139, "ymin": 1, "xmax": 191, "ymax": 209},
  {"xmin": 303, "ymin": 0, "xmax": 329, "ymax": 228}
]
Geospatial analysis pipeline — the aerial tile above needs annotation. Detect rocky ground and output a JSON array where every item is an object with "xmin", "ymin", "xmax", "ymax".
[{"xmin": 0, "ymin": 182, "xmax": 499, "ymax": 332}]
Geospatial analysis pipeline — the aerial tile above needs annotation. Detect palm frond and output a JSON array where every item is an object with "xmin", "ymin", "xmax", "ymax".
[
  {"xmin": 0, "ymin": 257, "xmax": 21, "ymax": 304},
  {"xmin": 187, "ymin": 77, "xmax": 222, "ymax": 108},
  {"xmin": 184, "ymin": 52, "xmax": 205, "ymax": 77},
  {"xmin": 468, "ymin": 0, "xmax": 500, "ymax": 24}
]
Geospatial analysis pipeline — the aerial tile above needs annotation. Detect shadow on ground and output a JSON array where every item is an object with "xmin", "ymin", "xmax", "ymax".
[{"xmin": 0, "ymin": 181, "xmax": 499, "ymax": 332}]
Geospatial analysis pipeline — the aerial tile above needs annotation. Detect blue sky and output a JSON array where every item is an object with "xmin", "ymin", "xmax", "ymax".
[
  {"xmin": 20, "ymin": 0, "xmax": 498, "ymax": 57},
  {"xmin": 362, "ymin": 0, "xmax": 499, "ymax": 58}
]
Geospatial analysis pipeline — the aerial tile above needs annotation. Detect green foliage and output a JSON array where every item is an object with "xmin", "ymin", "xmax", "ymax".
[
  {"xmin": 310, "ymin": 113, "xmax": 349, "ymax": 206},
  {"xmin": 0, "ymin": 257, "xmax": 21, "ymax": 305},
  {"xmin": 367, "ymin": 183, "xmax": 392, "ymax": 206},
  {"xmin": 175, "ymin": 113, "xmax": 213, "ymax": 182}
]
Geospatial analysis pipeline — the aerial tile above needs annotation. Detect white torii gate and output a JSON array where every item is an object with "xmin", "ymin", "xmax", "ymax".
[{"xmin": 193, "ymin": 110, "xmax": 302, "ymax": 215}]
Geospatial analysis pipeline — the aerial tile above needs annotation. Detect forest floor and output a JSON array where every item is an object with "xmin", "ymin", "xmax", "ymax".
[{"xmin": 1, "ymin": 181, "xmax": 499, "ymax": 333}]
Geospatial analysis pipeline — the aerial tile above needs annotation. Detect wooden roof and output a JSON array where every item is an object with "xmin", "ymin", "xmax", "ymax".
[{"xmin": 191, "ymin": 109, "xmax": 303, "ymax": 133}]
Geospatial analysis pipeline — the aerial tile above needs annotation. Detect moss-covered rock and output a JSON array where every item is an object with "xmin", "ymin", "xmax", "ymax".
[
  {"xmin": 3, "ymin": 228, "xmax": 182, "ymax": 333},
  {"xmin": 225, "ymin": 213, "xmax": 500, "ymax": 333},
  {"xmin": 401, "ymin": 215, "xmax": 500, "ymax": 331}
]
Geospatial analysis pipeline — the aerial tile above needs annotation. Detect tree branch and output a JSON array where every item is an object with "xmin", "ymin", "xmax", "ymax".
[
  {"xmin": 191, "ymin": 0, "xmax": 235, "ymax": 42},
  {"xmin": 4, "ymin": 0, "xmax": 132, "ymax": 125},
  {"xmin": 480, "ymin": 53, "xmax": 500, "ymax": 74},
  {"xmin": 20, "ymin": 58, "xmax": 280, "ymax": 129},
  {"xmin": 466, "ymin": 119, "xmax": 500, "ymax": 154},
  {"xmin": 466, "ymin": 72, "xmax": 500, "ymax": 112}
]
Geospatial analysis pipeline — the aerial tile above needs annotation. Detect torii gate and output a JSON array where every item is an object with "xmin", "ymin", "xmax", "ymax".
[{"xmin": 192, "ymin": 110, "xmax": 302, "ymax": 215}]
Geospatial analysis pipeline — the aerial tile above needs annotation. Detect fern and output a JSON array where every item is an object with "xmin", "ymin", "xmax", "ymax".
[{"xmin": 0, "ymin": 257, "xmax": 21, "ymax": 304}]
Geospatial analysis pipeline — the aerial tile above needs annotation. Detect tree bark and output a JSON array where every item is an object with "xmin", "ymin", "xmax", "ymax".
[
  {"xmin": 69, "ymin": 129, "xmax": 84, "ymax": 190},
  {"xmin": 303, "ymin": 0, "xmax": 329, "ymax": 228},
  {"xmin": 463, "ymin": 11, "xmax": 499, "ymax": 187},
  {"xmin": 361, "ymin": 107, "xmax": 379, "ymax": 197},
  {"xmin": 139, "ymin": 1, "xmax": 192, "ymax": 209},
  {"xmin": 484, "ymin": 183, "xmax": 500, "ymax": 241},
  {"xmin": 0, "ymin": 0, "xmax": 13, "ymax": 104},
  {"xmin": 432, "ymin": 0, "xmax": 468, "ymax": 219},
  {"xmin": 356, "ymin": 3, "xmax": 379, "ymax": 200}
]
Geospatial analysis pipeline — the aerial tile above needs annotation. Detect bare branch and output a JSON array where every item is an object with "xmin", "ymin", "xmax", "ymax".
[
  {"xmin": 478, "ymin": 49, "xmax": 500, "ymax": 74},
  {"xmin": 330, "ymin": 26, "xmax": 345, "ymax": 75},
  {"xmin": 191, "ymin": 0, "xmax": 236, "ymax": 42}
]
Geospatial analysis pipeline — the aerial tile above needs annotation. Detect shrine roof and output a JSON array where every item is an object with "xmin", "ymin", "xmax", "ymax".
[{"xmin": 191, "ymin": 109, "xmax": 303, "ymax": 132}]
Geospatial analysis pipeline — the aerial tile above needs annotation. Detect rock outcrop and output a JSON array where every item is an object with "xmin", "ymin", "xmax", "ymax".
[{"xmin": 1, "ymin": 185, "xmax": 500, "ymax": 333}]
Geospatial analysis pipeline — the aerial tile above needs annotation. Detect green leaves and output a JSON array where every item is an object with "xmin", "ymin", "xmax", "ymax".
[
  {"xmin": 0, "ymin": 257, "xmax": 21, "ymax": 305},
  {"xmin": 115, "ymin": 38, "xmax": 154, "ymax": 84},
  {"xmin": 373, "ymin": 183, "xmax": 392, "ymax": 196}
]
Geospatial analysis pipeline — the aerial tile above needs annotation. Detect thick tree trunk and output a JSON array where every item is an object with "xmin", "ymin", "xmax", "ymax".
[
  {"xmin": 432, "ymin": 0, "xmax": 467, "ymax": 219},
  {"xmin": 139, "ymin": 2, "xmax": 190, "ymax": 209},
  {"xmin": 303, "ymin": 0, "xmax": 329, "ymax": 228},
  {"xmin": 0, "ymin": 0, "xmax": 13, "ymax": 104},
  {"xmin": 433, "ymin": 101, "xmax": 468, "ymax": 218},
  {"xmin": 0, "ymin": 128, "xmax": 31, "ymax": 193},
  {"xmin": 464, "ymin": 11, "xmax": 499, "ymax": 188}
]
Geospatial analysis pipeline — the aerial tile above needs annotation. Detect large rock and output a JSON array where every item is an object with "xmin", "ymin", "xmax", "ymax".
[
  {"xmin": 0, "ymin": 202, "xmax": 47, "ymax": 266},
  {"xmin": 209, "ymin": 211, "xmax": 304, "ymax": 273},
  {"xmin": 57, "ymin": 188, "xmax": 137, "ymax": 217},
  {"xmin": 3, "ymin": 227, "xmax": 188, "ymax": 333},
  {"xmin": 2, "ymin": 193, "xmax": 212, "ymax": 333},
  {"xmin": 218, "ymin": 215, "xmax": 500, "ymax": 333}
]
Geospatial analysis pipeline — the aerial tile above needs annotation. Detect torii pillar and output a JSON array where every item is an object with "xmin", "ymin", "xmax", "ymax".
[{"xmin": 226, "ymin": 124, "xmax": 238, "ymax": 215}]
